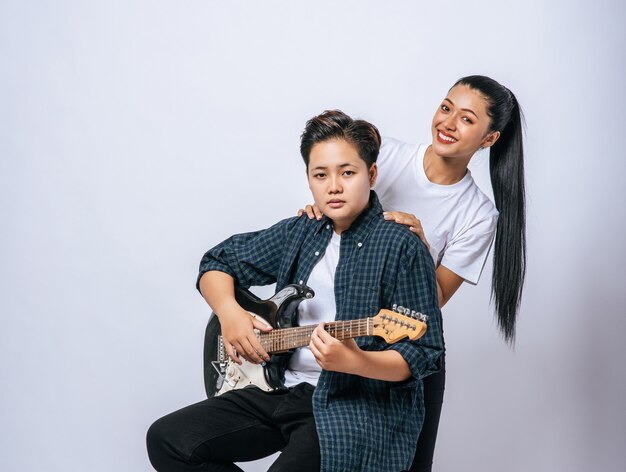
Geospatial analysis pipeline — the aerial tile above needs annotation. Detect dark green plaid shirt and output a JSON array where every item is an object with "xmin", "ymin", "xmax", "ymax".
[{"xmin": 199, "ymin": 191, "xmax": 443, "ymax": 472}]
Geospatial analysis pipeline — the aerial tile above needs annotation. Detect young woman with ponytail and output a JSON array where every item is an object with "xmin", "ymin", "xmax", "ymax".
[{"xmin": 299, "ymin": 75, "xmax": 526, "ymax": 471}]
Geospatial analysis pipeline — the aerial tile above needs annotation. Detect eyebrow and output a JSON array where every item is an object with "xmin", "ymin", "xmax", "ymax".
[
  {"xmin": 311, "ymin": 163, "xmax": 358, "ymax": 171},
  {"xmin": 444, "ymin": 98, "xmax": 479, "ymax": 119}
]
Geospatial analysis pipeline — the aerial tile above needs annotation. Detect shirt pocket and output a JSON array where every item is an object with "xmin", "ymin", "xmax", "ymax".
[{"xmin": 341, "ymin": 285, "xmax": 380, "ymax": 350}]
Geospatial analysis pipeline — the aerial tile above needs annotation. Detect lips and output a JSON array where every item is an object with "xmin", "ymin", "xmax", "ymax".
[
  {"xmin": 436, "ymin": 130, "xmax": 457, "ymax": 144},
  {"xmin": 327, "ymin": 199, "xmax": 345, "ymax": 209}
]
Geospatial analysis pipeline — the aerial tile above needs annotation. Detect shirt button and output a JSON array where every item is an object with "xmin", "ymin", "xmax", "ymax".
[
  {"xmin": 357, "ymin": 242, "xmax": 363, "ymax": 248},
  {"xmin": 325, "ymin": 224, "xmax": 330, "ymax": 229},
  {"xmin": 314, "ymin": 251, "xmax": 320, "ymax": 256}
]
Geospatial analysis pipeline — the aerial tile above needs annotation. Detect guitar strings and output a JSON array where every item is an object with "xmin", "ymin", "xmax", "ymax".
[{"xmin": 259, "ymin": 319, "xmax": 372, "ymax": 352}]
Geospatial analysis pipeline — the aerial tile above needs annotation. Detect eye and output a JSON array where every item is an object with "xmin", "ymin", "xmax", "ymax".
[
  {"xmin": 441, "ymin": 104, "xmax": 450, "ymax": 112},
  {"xmin": 462, "ymin": 116, "xmax": 473, "ymax": 124},
  {"xmin": 313, "ymin": 172, "xmax": 326, "ymax": 179},
  {"xmin": 342, "ymin": 170, "xmax": 355, "ymax": 176}
]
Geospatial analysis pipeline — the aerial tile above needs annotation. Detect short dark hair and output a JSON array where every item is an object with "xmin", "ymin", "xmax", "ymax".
[{"xmin": 300, "ymin": 110, "xmax": 381, "ymax": 168}]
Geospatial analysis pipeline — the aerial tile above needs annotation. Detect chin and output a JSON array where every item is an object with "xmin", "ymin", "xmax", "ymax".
[
  {"xmin": 324, "ymin": 208, "xmax": 347, "ymax": 220},
  {"xmin": 431, "ymin": 140, "xmax": 451, "ymax": 154},
  {"xmin": 432, "ymin": 141, "xmax": 462, "ymax": 158}
]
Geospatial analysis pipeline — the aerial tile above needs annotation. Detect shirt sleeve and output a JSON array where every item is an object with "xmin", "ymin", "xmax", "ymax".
[
  {"xmin": 387, "ymin": 240, "xmax": 444, "ymax": 380},
  {"xmin": 440, "ymin": 212, "xmax": 498, "ymax": 285},
  {"xmin": 196, "ymin": 217, "xmax": 297, "ymax": 291}
]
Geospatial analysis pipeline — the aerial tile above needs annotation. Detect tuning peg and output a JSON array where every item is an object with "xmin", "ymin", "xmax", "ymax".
[
  {"xmin": 396, "ymin": 305, "xmax": 405, "ymax": 314},
  {"xmin": 392, "ymin": 304, "xmax": 398, "ymax": 312},
  {"xmin": 411, "ymin": 310, "xmax": 428, "ymax": 322}
]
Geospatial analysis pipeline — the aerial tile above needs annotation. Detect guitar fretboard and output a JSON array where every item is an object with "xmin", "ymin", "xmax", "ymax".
[{"xmin": 258, "ymin": 318, "xmax": 373, "ymax": 353}]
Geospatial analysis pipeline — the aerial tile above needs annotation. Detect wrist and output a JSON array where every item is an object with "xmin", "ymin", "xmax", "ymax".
[
  {"xmin": 214, "ymin": 298, "xmax": 244, "ymax": 319},
  {"xmin": 346, "ymin": 348, "xmax": 368, "ymax": 376}
]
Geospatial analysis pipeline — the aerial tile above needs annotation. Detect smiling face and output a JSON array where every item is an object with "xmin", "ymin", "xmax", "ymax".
[
  {"xmin": 431, "ymin": 84, "xmax": 500, "ymax": 160},
  {"xmin": 307, "ymin": 139, "xmax": 377, "ymax": 234}
]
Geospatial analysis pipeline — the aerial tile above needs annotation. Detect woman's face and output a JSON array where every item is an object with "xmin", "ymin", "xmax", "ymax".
[{"xmin": 430, "ymin": 84, "xmax": 500, "ymax": 159}]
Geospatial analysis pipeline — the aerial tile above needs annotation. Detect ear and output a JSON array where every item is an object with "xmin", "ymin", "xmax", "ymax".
[
  {"xmin": 369, "ymin": 163, "xmax": 378, "ymax": 187},
  {"xmin": 481, "ymin": 130, "xmax": 500, "ymax": 149}
]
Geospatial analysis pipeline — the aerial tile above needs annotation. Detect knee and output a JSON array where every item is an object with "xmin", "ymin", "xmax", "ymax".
[{"xmin": 146, "ymin": 416, "xmax": 174, "ymax": 470}]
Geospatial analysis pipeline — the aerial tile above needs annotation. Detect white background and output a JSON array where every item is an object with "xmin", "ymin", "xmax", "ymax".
[{"xmin": 2, "ymin": 1, "xmax": 625, "ymax": 471}]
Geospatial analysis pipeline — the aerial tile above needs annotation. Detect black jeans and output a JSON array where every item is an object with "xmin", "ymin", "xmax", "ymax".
[
  {"xmin": 146, "ymin": 383, "xmax": 320, "ymax": 472},
  {"xmin": 409, "ymin": 355, "xmax": 446, "ymax": 472},
  {"xmin": 147, "ymin": 361, "xmax": 445, "ymax": 472}
]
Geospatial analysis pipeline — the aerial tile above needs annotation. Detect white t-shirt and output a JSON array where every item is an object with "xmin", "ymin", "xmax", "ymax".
[
  {"xmin": 373, "ymin": 137, "xmax": 498, "ymax": 285},
  {"xmin": 283, "ymin": 231, "xmax": 341, "ymax": 387}
]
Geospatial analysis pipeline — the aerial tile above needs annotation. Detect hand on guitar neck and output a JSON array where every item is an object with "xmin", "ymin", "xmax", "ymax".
[
  {"xmin": 309, "ymin": 326, "xmax": 364, "ymax": 374},
  {"xmin": 309, "ymin": 323, "xmax": 413, "ymax": 381}
]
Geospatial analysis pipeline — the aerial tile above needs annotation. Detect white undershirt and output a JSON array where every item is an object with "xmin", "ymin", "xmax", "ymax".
[{"xmin": 283, "ymin": 231, "xmax": 341, "ymax": 387}]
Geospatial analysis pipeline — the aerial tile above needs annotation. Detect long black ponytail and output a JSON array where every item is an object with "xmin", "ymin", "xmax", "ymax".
[{"xmin": 455, "ymin": 75, "xmax": 526, "ymax": 344}]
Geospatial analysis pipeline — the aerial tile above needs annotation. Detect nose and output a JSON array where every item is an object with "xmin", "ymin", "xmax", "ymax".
[
  {"xmin": 328, "ymin": 174, "xmax": 342, "ymax": 194},
  {"xmin": 442, "ymin": 113, "xmax": 456, "ymax": 131}
]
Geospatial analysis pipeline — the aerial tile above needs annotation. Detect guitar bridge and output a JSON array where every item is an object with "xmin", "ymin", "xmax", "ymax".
[{"xmin": 211, "ymin": 335, "xmax": 228, "ymax": 389}]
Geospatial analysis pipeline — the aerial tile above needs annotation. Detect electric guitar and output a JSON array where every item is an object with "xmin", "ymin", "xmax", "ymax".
[{"xmin": 203, "ymin": 284, "xmax": 429, "ymax": 397}]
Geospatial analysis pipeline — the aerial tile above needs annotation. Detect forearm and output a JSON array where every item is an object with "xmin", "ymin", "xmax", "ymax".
[
  {"xmin": 436, "ymin": 265, "xmax": 464, "ymax": 308},
  {"xmin": 349, "ymin": 349, "xmax": 412, "ymax": 382},
  {"xmin": 198, "ymin": 270, "xmax": 239, "ymax": 316},
  {"xmin": 310, "ymin": 327, "xmax": 413, "ymax": 381},
  {"xmin": 437, "ymin": 281, "xmax": 444, "ymax": 307}
]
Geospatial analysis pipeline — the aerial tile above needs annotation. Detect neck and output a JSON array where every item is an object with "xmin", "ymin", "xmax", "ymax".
[
  {"xmin": 331, "ymin": 201, "xmax": 370, "ymax": 235},
  {"xmin": 424, "ymin": 145, "xmax": 473, "ymax": 185},
  {"xmin": 332, "ymin": 220, "xmax": 350, "ymax": 235}
]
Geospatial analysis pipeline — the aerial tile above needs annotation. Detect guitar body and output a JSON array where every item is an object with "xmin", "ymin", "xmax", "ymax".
[{"xmin": 203, "ymin": 284, "xmax": 315, "ymax": 397}]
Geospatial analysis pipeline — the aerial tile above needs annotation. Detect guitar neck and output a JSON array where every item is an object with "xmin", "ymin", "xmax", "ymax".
[{"xmin": 258, "ymin": 318, "xmax": 373, "ymax": 353}]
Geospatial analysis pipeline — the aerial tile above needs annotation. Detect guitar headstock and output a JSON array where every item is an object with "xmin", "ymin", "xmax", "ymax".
[{"xmin": 371, "ymin": 305, "xmax": 428, "ymax": 344}]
